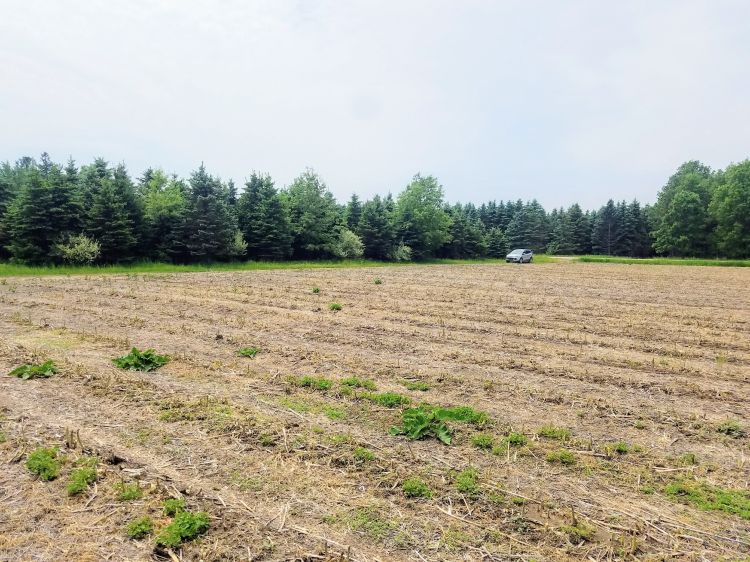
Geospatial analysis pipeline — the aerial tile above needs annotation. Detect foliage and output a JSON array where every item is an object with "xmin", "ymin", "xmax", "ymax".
[
  {"xmin": 26, "ymin": 447, "xmax": 61, "ymax": 480},
  {"xmin": 290, "ymin": 375, "xmax": 333, "ymax": 391},
  {"xmin": 353, "ymin": 447, "xmax": 375, "ymax": 462},
  {"xmin": 55, "ymin": 234, "xmax": 101, "ymax": 264},
  {"xmin": 361, "ymin": 391, "xmax": 410, "ymax": 408},
  {"xmin": 334, "ymin": 228, "xmax": 364, "ymax": 259},
  {"xmin": 717, "ymin": 419, "xmax": 746, "ymax": 438},
  {"xmin": 402, "ymin": 477, "xmax": 432, "ymax": 498},
  {"xmin": 67, "ymin": 457, "xmax": 98, "ymax": 495},
  {"xmin": 115, "ymin": 481, "xmax": 143, "ymax": 501},
  {"xmin": 538, "ymin": 425, "xmax": 571, "ymax": 440},
  {"xmin": 389, "ymin": 242, "xmax": 412, "ymax": 262},
  {"xmin": 340, "ymin": 376, "xmax": 376, "ymax": 390},
  {"xmin": 8, "ymin": 360, "xmax": 57, "ymax": 380},
  {"xmin": 664, "ymin": 479, "xmax": 750, "ymax": 520},
  {"xmin": 470, "ymin": 434, "xmax": 494, "ymax": 450},
  {"xmin": 546, "ymin": 449, "xmax": 576, "ymax": 465},
  {"xmin": 238, "ymin": 347, "xmax": 260, "ymax": 358},
  {"xmin": 454, "ymin": 467, "xmax": 480, "ymax": 496},
  {"xmin": 402, "ymin": 380, "xmax": 430, "ymax": 391},
  {"xmin": 163, "ymin": 498, "xmax": 187, "ymax": 516},
  {"xmin": 126, "ymin": 516, "xmax": 154, "ymax": 539},
  {"xmin": 390, "ymin": 406, "xmax": 452, "ymax": 444},
  {"xmin": 155, "ymin": 510, "xmax": 210, "ymax": 547},
  {"xmin": 329, "ymin": 302, "xmax": 342, "ymax": 311},
  {"xmin": 394, "ymin": 174, "xmax": 452, "ymax": 259},
  {"xmin": 113, "ymin": 348, "xmax": 170, "ymax": 372}
]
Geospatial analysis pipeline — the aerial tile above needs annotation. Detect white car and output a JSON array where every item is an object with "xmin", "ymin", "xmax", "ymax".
[{"xmin": 506, "ymin": 249, "xmax": 533, "ymax": 263}]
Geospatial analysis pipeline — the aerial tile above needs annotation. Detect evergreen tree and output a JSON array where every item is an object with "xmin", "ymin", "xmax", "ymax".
[
  {"xmin": 441, "ymin": 205, "xmax": 487, "ymax": 258},
  {"xmin": 505, "ymin": 200, "xmax": 548, "ymax": 252},
  {"xmin": 358, "ymin": 195, "xmax": 395, "ymax": 260},
  {"xmin": 5, "ymin": 169, "xmax": 59, "ymax": 263},
  {"xmin": 141, "ymin": 170, "xmax": 188, "ymax": 262},
  {"xmin": 87, "ymin": 178, "xmax": 137, "ymax": 262},
  {"xmin": 394, "ymin": 174, "xmax": 452, "ymax": 259},
  {"xmin": 345, "ymin": 193, "xmax": 363, "ymax": 232},
  {"xmin": 237, "ymin": 172, "xmax": 293, "ymax": 260},
  {"xmin": 567, "ymin": 204, "xmax": 591, "ymax": 254},
  {"xmin": 591, "ymin": 200, "xmax": 618, "ymax": 255},
  {"xmin": 486, "ymin": 227, "xmax": 509, "ymax": 258}
]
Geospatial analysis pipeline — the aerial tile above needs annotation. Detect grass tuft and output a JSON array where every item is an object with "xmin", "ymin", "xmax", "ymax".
[
  {"xmin": 402, "ymin": 380, "xmax": 430, "ymax": 391},
  {"xmin": 329, "ymin": 302, "xmax": 342, "ymax": 311},
  {"xmin": 340, "ymin": 376, "xmax": 376, "ymax": 390},
  {"xmin": 163, "ymin": 498, "xmax": 187, "ymax": 516},
  {"xmin": 546, "ymin": 449, "xmax": 576, "ymax": 465},
  {"xmin": 717, "ymin": 419, "xmax": 746, "ymax": 438},
  {"xmin": 67, "ymin": 457, "xmax": 98, "ymax": 495},
  {"xmin": 402, "ymin": 477, "xmax": 432, "ymax": 498},
  {"xmin": 471, "ymin": 433, "xmax": 494, "ymax": 450},
  {"xmin": 115, "ymin": 481, "xmax": 143, "ymax": 501},
  {"xmin": 361, "ymin": 391, "xmax": 410, "ymax": 408},
  {"xmin": 454, "ymin": 467, "xmax": 480, "ymax": 496},
  {"xmin": 538, "ymin": 425, "xmax": 571, "ymax": 440}
]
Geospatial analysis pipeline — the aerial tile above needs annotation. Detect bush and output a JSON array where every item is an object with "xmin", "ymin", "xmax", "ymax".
[
  {"xmin": 156, "ymin": 511, "xmax": 210, "ymax": 547},
  {"xmin": 163, "ymin": 498, "xmax": 187, "ymax": 516},
  {"xmin": 8, "ymin": 360, "xmax": 57, "ymax": 380},
  {"xmin": 334, "ymin": 228, "xmax": 364, "ymax": 259},
  {"xmin": 26, "ymin": 447, "xmax": 61, "ymax": 481},
  {"xmin": 126, "ymin": 516, "xmax": 154, "ymax": 539},
  {"xmin": 113, "ymin": 348, "xmax": 170, "ymax": 372},
  {"xmin": 55, "ymin": 234, "xmax": 101, "ymax": 265},
  {"xmin": 390, "ymin": 242, "xmax": 412, "ymax": 262},
  {"xmin": 67, "ymin": 458, "xmax": 98, "ymax": 495},
  {"xmin": 403, "ymin": 477, "xmax": 432, "ymax": 498},
  {"xmin": 228, "ymin": 230, "xmax": 248, "ymax": 258}
]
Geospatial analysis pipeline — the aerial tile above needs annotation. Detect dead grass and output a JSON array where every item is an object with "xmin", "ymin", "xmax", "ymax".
[{"xmin": 0, "ymin": 262, "xmax": 749, "ymax": 560}]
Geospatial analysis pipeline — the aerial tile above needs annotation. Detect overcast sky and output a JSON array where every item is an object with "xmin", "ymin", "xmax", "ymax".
[{"xmin": 1, "ymin": 1, "xmax": 749, "ymax": 209}]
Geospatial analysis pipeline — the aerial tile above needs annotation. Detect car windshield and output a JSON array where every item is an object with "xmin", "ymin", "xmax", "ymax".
[{"xmin": 509, "ymin": 250, "xmax": 523, "ymax": 255}]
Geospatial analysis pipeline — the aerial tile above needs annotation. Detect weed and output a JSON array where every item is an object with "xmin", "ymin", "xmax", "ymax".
[
  {"xmin": 238, "ymin": 347, "xmax": 260, "ymax": 358},
  {"xmin": 361, "ymin": 391, "xmax": 410, "ymax": 408},
  {"xmin": 328, "ymin": 506, "xmax": 396, "ymax": 541},
  {"xmin": 374, "ymin": 278, "xmax": 383, "ymax": 285},
  {"xmin": 26, "ymin": 447, "xmax": 61, "ymax": 480},
  {"xmin": 156, "ymin": 511, "xmax": 210, "ymax": 547},
  {"xmin": 505, "ymin": 432, "xmax": 528, "ymax": 446},
  {"xmin": 113, "ymin": 348, "xmax": 169, "ymax": 372},
  {"xmin": 538, "ymin": 425, "xmax": 571, "ymax": 440},
  {"xmin": 340, "ymin": 376, "xmax": 376, "ymax": 390},
  {"xmin": 432, "ymin": 405, "xmax": 489, "ymax": 426},
  {"xmin": 402, "ymin": 477, "xmax": 432, "ymax": 498},
  {"xmin": 455, "ymin": 467, "xmax": 480, "ymax": 496},
  {"xmin": 439, "ymin": 527, "xmax": 471, "ymax": 551},
  {"xmin": 289, "ymin": 375, "xmax": 333, "ymax": 391},
  {"xmin": 126, "ymin": 516, "xmax": 154, "ymax": 539},
  {"xmin": 390, "ymin": 407, "xmax": 452, "ymax": 444},
  {"xmin": 329, "ymin": 302, "xmax": 342, "ymax": 311},
  {"xmin": 665, "ymin": 479, "xmax": 750, "ymax": 519},
  {"xmin": 560, "ymin": 522, "xmax": 594, "ymax": 544},
  {"xmin": 717, "ymin": 419, "xmax": 746, "ymax": 438},
  {"xmin": 353, "ymin": 446, "xmax": 375, "ymax": 462},
  {"xmin": 633, "ymin": 420, "xmax": 646, "ymax": 430},
  {"xmin": 605, "ymin": 441, "xmax": 630, "ymax": 456},
  {"xmin": 8, "ymin": 360, "xmax": 57, "ymax": 380},
  {"xmin": 312, "ymin": 287, "xmax": 320, "ymax": 293},
  {"xmin": 402, "ymin": 380, "xmax": 430, "ymax": 391},
  {"xmin": 115, "ymin": 481, "xmax": 143, "ymax": 501},
  {"xmin": 546, "ymin": 449, "xmax": 576, "ymax": 465},
  {"xmin": 67, "ymin": 458, "xmax": 98, "ymax": 495},
  {"xmin": 163, "ymin": 498, "xmax": 187, "ymax": 516},
  {"xmin": 471, "ymin": 434, "xmax": 494, "ymax": 450},
  {"xmin": 677, "ymin": 452, "xmax": 698, "ymax": 466}
]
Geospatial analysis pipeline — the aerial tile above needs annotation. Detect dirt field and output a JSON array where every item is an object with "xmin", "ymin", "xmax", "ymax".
[{"xmin": 1, "ymin": 263, "xmax": 749, "ymax": 561}]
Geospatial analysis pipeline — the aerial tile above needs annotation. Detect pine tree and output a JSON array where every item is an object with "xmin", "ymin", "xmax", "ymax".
[
  {"xmin": 357, "ymin": 195, "xmax": 394, "ymax": 260},
  {"xmin": 442, "ymin": 205, "xmax": 487, "ymax": 258},
  {"xmin": 141, "ymin": 170, "xmax": 188, "ymax": 262},
  {"xmin": 87, "ymin": 179, "xmax": 137, "ymax": 262},
  {"xmin": 5, "ymin": 169, "xmax": 59, "ymax": 263},
  {"xmin": 237, "ymin": 173, "xmax": 292, "ymax": 260},
  {"xmin": 567, "ymin": 204, "xmax": 591, "ymax": 254},
  {"xmin": 345, "ymin": 194, "xmax": 363, "ymax": 233},
  {"xmin": 591, "ymin": 200, "xmax": 618, "ymax": 255},
  {"xmin": 486, "ymin": 227, "xmax": 509, "ymax": 258}
]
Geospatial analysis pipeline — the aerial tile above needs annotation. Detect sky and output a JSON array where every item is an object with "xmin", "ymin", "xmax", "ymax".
[{"xmin": 1, "ymin": 0, "xmax": 749, "ymax": 209}]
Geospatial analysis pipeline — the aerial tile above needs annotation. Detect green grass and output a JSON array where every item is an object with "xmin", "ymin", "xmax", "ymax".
[
  {"xmin": 26, "ymin": 447, "xmax": 61, "ymax": 481},
  {"xmin": 329, "ymin": 302, "xmax": 343, "ymax": 311},
  {"xmin": 326, "ymin": 506, "xmax": 397, "ymax": 541},
  {"xmin": 470, "ymin": 433, "xmax": 495, "ymax": 450},
  {"xmin": 0, "ymin": 257, "xmax": 557, "ymax": 278},
  {"xmin": 402, "ymin": 380, "xmax": 430, "ymax": 391},
  {"xmin": 361, "ymin": 391, "xmax": 411, "ymax": 408},
  {"xmin": 238, "ymin": 347, "xmax": 260, "ymax": 358},
  {"xmin": 664, "ymin": 479, "xmax": 750, "ymax": 520},
  {"xmin": 546, "ymin": 449, "xmax": 576, "ymax": 465},
  {"xmin": 577, "ymin": 256, "xmax": 750, "ymax": 267},
  {"xmin": 289, "ymin": 375, "xmax": 333, "ymax": 391},
  {"xmin": 454, "ymin": 467, "xmax": 480, "ymax": 496},
  {"xmin": 538, "ymin": 425, "xmax": 571, "ymax": 440},
  {"xmin": 115, "ymin": 482, "xmax": 144, "ymax": 501},
  {"xmin": 716, "ymin": 419, "xmax": 746, "ymax": 438},
  {"xmin": 353, "ymin": 446, "xmax": 375, "ymax": 462},
  {"xmin": 340, "ymin": 376, "xmax": 377, "ymax": 390},
  {"xmin": 402, "ymin": 477, "xmax": 432, "ymax": 498}
]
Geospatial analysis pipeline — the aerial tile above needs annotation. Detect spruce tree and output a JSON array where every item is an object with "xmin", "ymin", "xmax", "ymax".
[
  {"xmin": 345, "ymin": 194, "xmax": 363, "ymax": 232},
  {"xmin": 87, "ymin": 179, "xmax": 136, "ymax": 262},
  {"xmin": 486, "ymin": 227, "xmax": 509, "ymax": 258},
  {"xmin": 5, "ymin": 169, "xmax": 58, "ymax": 263},
  {"xmin": 358, "ymin": 195, "xmax": 394, "ymax": 260},
  {"xmin": 237, "ymin": 173, "xmax": 292, "ymax": 260}
]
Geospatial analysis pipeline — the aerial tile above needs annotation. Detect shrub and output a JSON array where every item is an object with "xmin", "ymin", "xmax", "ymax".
[
  {"xmin": 163, "ymin": 498, "xmax": 187, "ymax": 516},
  {"xmin": 67, "ymin": 458, "xmax": 98, "ymax": 495},
  {"xmin": 403, "ymin": 477, "xmax": 432, "ymax": 498},
  {"xmin": 374, "ymin": 278, "xmax": 383, "ymax": 285},
  {"xmin": 455, "ymin": 467, "xmax": 480, "ymax": 496},
  {"xmin": 126, "ymin": 516, "xmax": 154, "ymax": 539},
  {"xmin": 8, "ymin": 360, "xmax": 57, "ymax": 380},
  {"xmin": 334, "ymin": 228, "xmax": 364, "ymax": 259},
  {"xmin": 402, "ymin": 380, "xmax": 430, "ymax": 391},
  {"xmin": 390, "ymin": 242, "xmax": 412, "ymax": 262},
  {"xmin": 115, "ymin": 482, "xmax": 143, "ymax": 501},
  {"xmin": 228, "ymin": 230, "xmax": 248, "ymax": 258},
  {"xmin": 538, "ymin": 425, "xmax": 571, "ymax": 440},
  {"xmin": 546, "ymin": 449, "xmax": 576, "ymax": 465},
  {"xmin": 471, "ymin": 434, "xmax": 494, "ymax": 450},
  {"xmin": 329, "ymin": 302, "xmax": 342, "ymax": 312},
  {"xmin": 156, "ymin": 511, "xmax": 210, "ymax": 547},
  {"xmin": 55, "ymin": 234, "xmax": 101, "ymax": 265},
  {"xmin": 26, "ymin": 447, "xmax": 61, "ymax": 480},
  {"xmin": 113, "ymin": 348, "xmax": 170, "ymax": 372},
  {"xmin": 340, "ymin": 376, "xmax": 376, "ymax": 390},
  {"xmin": 238, "ymin": 347, "xmax": 260, "ymax": 358}
]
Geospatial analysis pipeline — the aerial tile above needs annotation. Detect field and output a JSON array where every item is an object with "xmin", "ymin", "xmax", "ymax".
[{"xmin": 0, "ymin": 262, "xmax": 749, "ymax": 561}]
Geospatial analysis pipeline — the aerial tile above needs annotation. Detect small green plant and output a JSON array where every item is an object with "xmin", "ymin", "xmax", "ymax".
[
  {"xmin": 8, "ymin": 360, "xmax": 57, "ymax": 380},
  {"xmin": 163, "ymin": 498, "xmax": 187, "ymax": 516},
  {"xmin": 323, "ymin": 406, "xmax": 346, "ymax": 420},
  {"xmin": 113, "ymin": 348, "xmax": 170, "ymax": 372},
  {"xmin": 560, "ymin": 522, "xmax": 594, "ymax": 544},
  {"xmin": 455, "ymin": 467, "xmax": 480, "ymax": 496},
  {"xmin": 677, "ymin": 452, "xmax": 698, "ymax": 466},
  {"xmin": 606, "ymin": 441, "xmax": 630, "ymax": 456},
  {"xmin": 361, "ymin": 391, "xmax": 410, "ymax": 408},
  {"xmin": 390, "ymin": 406, "xmax": 452, "ymax": 444},
  {"xmin": 312, "ymin": 287, "xmax": 320, "ymax": 293},
  {"xmin": 664, "ymin": 479, "xmax": 750, "ymax": 520},
  {"xmin": 26, "ymin": 447, "xmax": 61, "ymax": 481},
  {"xmin": 156, "ymin": 511, "xmax": 210, "ymax": 547},
  {"xmin": 538, "ymin": 425, "xmax": 571, "ymax": 440},
  {"xmin": 115, "ymin": 481, "xmax": 143, "ymax": 501},
  {"xmin": 238, "ymin": 347, "xmax": 260, "ymax": 358},
  {"xmin": 402, "ymin": 380, "xmax": 430, "ymax": 391},
  {"xmin": 329, "ymin": 302, "xmax": 342, "ymax": 311},
  {"xmin": 340, "ymin": 376, "xmax": 376, "ymax": 390},
  {"xmin": 353, "ymin": 446, "xmax": 375, "ymax": 462},
  {"xmin": 546, "ymin": 449, "xmax": 576, "ymax": 465},
  {"xmin": 0, "ymin": 431, "xmax": 6, "ymax": 443},
  {"xmin": 374, "ymin": 278, "xmax": 383, "ymax": 285},
  {"xmin": 67, "ymin": 457, "xmax": 98, "ymax": 495},
  {"xmin": 471, "ymin": 434, "xmax": 494, "ymax": 450},
  {"xmin": 717, "ymin": 419, "xmax": 746, "ymax": 438},
  {"xmin": 126, "ymin": 516, "xmax": 154, "ymax": 539},
  {"xmin": 402, "ymin": 477, "xmax": 432, "ymax": 498},
  {"xmin": 290, "ymin": 375, "xmax": 333, "ymax": 391},
  {"xmin": 505, "ymin": 432, "xmax": 528, "ymax": 446},
  {"xmin": 432, "ymin": 405, "xmax": 489, "ymax": 426}
]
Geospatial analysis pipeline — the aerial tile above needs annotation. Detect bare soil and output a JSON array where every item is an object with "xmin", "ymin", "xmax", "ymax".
[{"xmin": 0, "ymin": 263, "xmax": 748, "ymax": 561}]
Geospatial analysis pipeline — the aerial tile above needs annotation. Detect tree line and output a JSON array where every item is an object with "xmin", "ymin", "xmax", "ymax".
[{"xmin": 0, "ymin": 154, "xmax": 747, "ymax": 265}]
